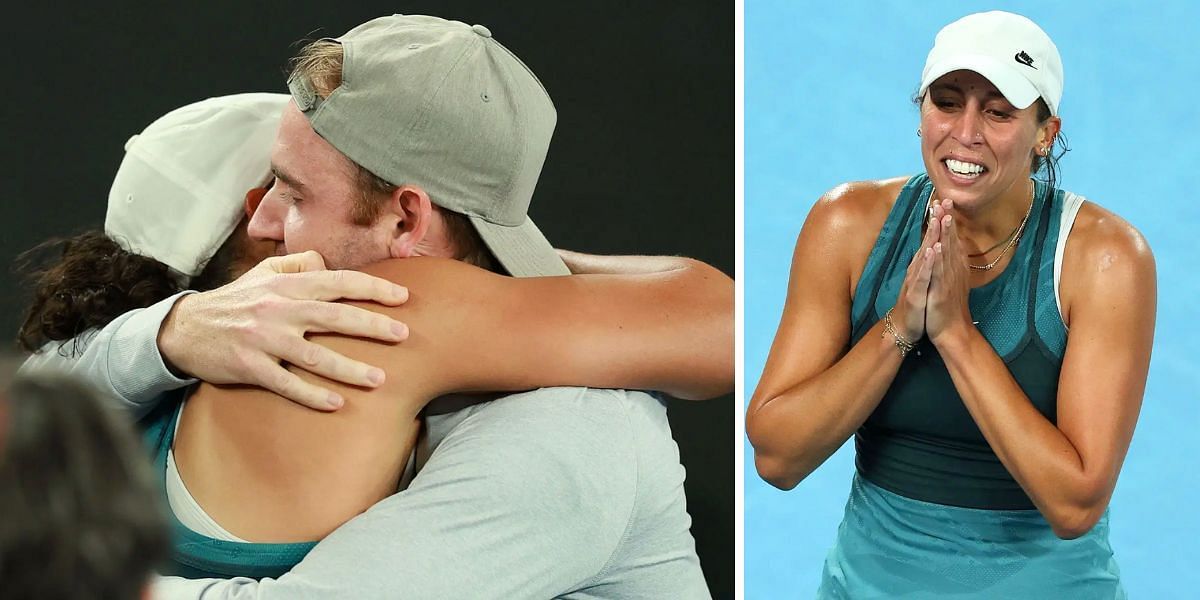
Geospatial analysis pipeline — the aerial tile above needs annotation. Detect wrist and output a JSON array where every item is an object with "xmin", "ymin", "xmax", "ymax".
[
  {"xmin": 888, "ymin": 306, "xmax": 923, "ymax": 343},
  {"xmin": 157, "ymin": 293, "xmax": 195, "ymax": 378},
  {"xmin": 881, "ymin": 307, "xmax": 918, "ymax": 357},
  {"xmin": 931, "ymin": 320, "xmax": 978, "ymax": 356}
]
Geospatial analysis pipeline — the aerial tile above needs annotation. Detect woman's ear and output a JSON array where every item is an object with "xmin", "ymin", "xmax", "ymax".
[
  {"xmin": 244, "ymin": 186, "xmax": 269, "ymax": 219},
  {"xmin": 1037, "ymin": 116, "xmax": 1062, "ymax": 153}
]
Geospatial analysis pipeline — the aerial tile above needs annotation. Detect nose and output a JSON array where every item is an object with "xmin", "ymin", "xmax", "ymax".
[
  {"xmin": 950, "ymin": 102, "xmax": 985, "ymax": 147},
  {"xmin": 247, "ymin": 187, "xmax": 286, "ymax": 242}
]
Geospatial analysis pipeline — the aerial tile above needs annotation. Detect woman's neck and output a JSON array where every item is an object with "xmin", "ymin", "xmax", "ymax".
[{"xmin": 937, "ymin": 178, "xmax": 1034, "ymax": 254}]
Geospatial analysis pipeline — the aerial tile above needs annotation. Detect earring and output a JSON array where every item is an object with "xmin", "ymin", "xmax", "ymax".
[{"xmin": 917, "ymin": 128, "xmax": 922, "ymax": 137}]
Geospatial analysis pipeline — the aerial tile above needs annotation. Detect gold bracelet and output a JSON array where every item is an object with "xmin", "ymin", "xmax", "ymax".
[{"xmin": 882, "ymin": 308, "xmax": 916, "ymax": 357}]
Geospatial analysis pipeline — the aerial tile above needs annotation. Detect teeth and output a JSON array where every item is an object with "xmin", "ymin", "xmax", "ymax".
[{"xmin": 945, "ymin": 159, "xmax": 984, "ymax": 176}]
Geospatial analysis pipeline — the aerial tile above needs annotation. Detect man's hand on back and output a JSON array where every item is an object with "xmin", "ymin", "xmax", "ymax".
[{"xmin": 158, "ymin": 251, "xmax": 410, "ymax": 410}]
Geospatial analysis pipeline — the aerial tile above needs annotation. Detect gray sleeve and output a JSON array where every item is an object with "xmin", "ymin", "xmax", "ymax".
[
  {"xmin": 20, "ymin": 291, "xmax": 198, "ymax": 418},
  {"xmin": 151, "ymin": 388, "xmax": 640, "ymax": 600}
]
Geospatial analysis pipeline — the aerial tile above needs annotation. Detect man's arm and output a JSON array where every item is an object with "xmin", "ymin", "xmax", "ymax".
[
  {"xmin": 20, "ymin": 291, "xmax": 197, "ymax": 418},
  {"xmin": 22, "ymin": 252, "xmax": 411, "ymax": 414}
]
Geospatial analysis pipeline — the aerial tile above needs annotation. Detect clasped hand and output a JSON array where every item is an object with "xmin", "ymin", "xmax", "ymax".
[{"xmin": 891, "ymin": 199, "xmax": 975, "ymax": 348}]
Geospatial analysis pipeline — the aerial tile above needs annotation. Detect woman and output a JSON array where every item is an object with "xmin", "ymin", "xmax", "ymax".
[
  {"xmin": 19, "ymin": 93, "xmax": 732, "ymax": 578},
  {"xmin": 747, "ymin": 11, "xmax": 1153, "ymax": 598}
]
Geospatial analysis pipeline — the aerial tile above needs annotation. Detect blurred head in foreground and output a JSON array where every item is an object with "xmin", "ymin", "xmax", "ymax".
[{"xmin": 0, "ymin": 373, "xmax": 168, "ymax": 600}]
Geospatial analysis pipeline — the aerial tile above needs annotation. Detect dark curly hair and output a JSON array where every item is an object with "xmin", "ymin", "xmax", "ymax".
[
  {"xmin": 0, "ymin": 374, "xmax": 170, "ymax": 599},
  {"xmin": 15, "ymin": 222, "xmax": 247, "ymax": 354}
]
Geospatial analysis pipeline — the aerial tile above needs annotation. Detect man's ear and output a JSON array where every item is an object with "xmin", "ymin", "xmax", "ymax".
[
  {"xmin": 244, "ymin": 187, "xmax": 269, "ymax": 219},
  {"xmin": 385, "ymin": 185, "xmax": 435, "ymax": 258}
]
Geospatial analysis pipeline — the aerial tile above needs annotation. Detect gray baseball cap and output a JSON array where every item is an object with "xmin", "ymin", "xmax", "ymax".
[{"xmin": 287, "ymin": 14, "xmax": 569, "ymax": 277}]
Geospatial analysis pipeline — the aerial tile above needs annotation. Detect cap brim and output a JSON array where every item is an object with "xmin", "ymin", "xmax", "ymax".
[
  {"xmin": 469, "ymin": 215, "xmax": 570, "ymax": 277},
  {"xmin": 920, "ymin": 54, "xmax": 1040, "ymax": 110}
]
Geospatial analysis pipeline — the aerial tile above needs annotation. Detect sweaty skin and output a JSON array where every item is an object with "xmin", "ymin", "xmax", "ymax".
[{"xmin": 177, "ymin": 256, "xmax": 732, "ymax": 542}]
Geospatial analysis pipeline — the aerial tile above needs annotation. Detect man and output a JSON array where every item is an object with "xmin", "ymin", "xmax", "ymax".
[{"xmin": 31, "ymin": 15, "xmax": 728, "ymax": 598}]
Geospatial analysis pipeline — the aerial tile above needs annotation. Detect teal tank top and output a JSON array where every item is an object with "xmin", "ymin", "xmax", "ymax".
[
  {"xmin": 139, "ymin": 393, "xmax": 316, "ymax": 578},
  {"xmin": 849, "ymin": 173, "xmax": 1068, "ymax": 510}
]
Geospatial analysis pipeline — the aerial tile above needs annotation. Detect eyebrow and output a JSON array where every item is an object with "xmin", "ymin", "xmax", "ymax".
[
  {"xmin": 929, "ymin": 83, "xmax": 1007, "ymax": 100},
  {"xmin": 270, "ymin": 163, "xmax": 308, "ymax": 192}
]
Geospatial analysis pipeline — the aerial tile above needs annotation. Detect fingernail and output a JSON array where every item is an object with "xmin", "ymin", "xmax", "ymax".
[
  {"xmin": 367, "ymin": 368, "xmax": 385, "ymax": 386},
  {"xmin": 392, "ymin": 285, "xmax": 408, "ymax": 301},
  {"xmin": 327, "ymin": 393, "xmax": 344, "ymax": 409},
  {"xmin": 391, "ymin": 321, "xmax": 408, "ymax": 339}
]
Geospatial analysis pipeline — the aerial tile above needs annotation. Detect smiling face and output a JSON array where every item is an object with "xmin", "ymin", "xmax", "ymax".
[{"xmin": 919, "ymin": 70, "xmax": 1059, "ymax": 212}]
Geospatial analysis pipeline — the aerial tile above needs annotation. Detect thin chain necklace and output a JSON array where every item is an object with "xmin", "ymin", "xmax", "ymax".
[{"xmin": 928, "ymin": 180, "xmax": 1036, "ymax": 272}]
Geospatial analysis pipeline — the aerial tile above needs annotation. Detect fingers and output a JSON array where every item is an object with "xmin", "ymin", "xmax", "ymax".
[
  {"xmin": 298, "ymin": 301, "xmax": 409, "ymax": 342},
  {"xmin": 939, "ymin": 198, "xmax": 958, "ymax": 251},
  {"xmin": 938, "ymin": 206, "xmax": 967, "ymax": 272},
  {"xmin": 909, "ymin": 210, "xmax": 941, "ymax": 272},
  {"xmin": 261, "ymin": 251, "xmax": 328, "ymax": 274},
  {"xmin": 250, "ymin": 358, "xmax": 345, "ymax": 411},
  {"xmin": 277, "ymin": 270, "xmax": 409, "ymax": 307},
  {"xmin": 924, "ymin": 205, "xmax": 943, "ymax": 245},
  {"xmin": 912, "ymin": 247, "xmax": 935, "ymax": 308},
  {"xmin": 933, "ymin": 241, "xmax": 945, "ymax": 281},
  {"xmin": 276, "ymin": 335, "xmax": 388, "ymax": 389}
]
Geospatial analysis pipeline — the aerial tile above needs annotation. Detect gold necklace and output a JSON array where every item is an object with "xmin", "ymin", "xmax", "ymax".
[{"xmin": 927, "ymin": 180, "xmax": 1036, "ymax": 272}]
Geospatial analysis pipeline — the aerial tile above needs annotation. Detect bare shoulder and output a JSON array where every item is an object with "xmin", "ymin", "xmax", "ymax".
[
  {"xmin": 1063, "ymin": 201, "xmax": 1155, "ymax": 276},
  {"xmin": 1060, "ymin": 200, "xmax": 1156, "ymax": 323},
  {"xmin": 795, "ymin": 177, "xmax": 911, "ymax": 290},
  {"xmin": 804, "ymin": 176, "xmax": 908, "ymax": 237}
]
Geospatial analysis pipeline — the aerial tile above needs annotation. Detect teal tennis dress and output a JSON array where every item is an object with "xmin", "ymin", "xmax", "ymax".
[
  {"xmin": 817, "ymin": 174, "xmax": 1124, "ymax": 598},
  {"xmin": 139, "ymin": 394, "xmax": 316, "ymax": 579}
]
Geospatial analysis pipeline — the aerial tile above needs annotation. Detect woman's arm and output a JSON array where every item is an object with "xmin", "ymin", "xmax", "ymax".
[
  {"xmin": 928, "ymin": 204, "xmax": 1155, "ymax": 538},
  {"xmin": 344, "ymin": 255, "xmax": 730, "ymax": 399},
  {"xmin": 747, "ymin": 180, "xmax": 939, "ymax": 489},
  {"xmin": 553, "ymin": 249, "xmax": 733, "ymax": 398}
]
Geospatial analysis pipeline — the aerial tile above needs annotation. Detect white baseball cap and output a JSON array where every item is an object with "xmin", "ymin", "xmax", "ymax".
[
  {"xmin": 105, "ymin": 93, "xmax": 289, "ymax": 280},
  {"xmin": 919, "ymin": 11, "xmax": 1064, "ymax": 115}
]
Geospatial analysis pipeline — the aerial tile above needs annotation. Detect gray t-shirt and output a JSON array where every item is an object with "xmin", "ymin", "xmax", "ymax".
[{"xmin": 23, "ymin": 294, "xmax": 709, "ymax": 599}]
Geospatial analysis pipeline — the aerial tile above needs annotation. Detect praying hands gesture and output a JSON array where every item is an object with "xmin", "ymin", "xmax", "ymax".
[
  {"xmin": 890, "ymin": 201, "xmax": 941, "ymax": 343},
  {"xmin": 925, "ymin": 199, "xmax": 977, "ymax": 348},
  {"xmin": 890, "ymin": 198, "xmax": 978, "ymax": 349}
]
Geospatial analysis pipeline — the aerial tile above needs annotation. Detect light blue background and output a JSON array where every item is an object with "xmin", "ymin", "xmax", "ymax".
[{"xmin": 745, "ymin": 1, "xmax": 1200, "ymax": 597}]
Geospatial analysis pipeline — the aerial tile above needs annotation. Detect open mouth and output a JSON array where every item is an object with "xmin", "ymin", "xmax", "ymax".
[{"xmin": 943, "ymin": 158, "xmax": 986, "ymax": 180}]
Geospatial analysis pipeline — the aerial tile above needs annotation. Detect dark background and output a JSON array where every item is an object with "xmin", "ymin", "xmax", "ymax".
[{"xmin": 3, "ymin": 1, "xmax": 734, "ymax": 596}]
